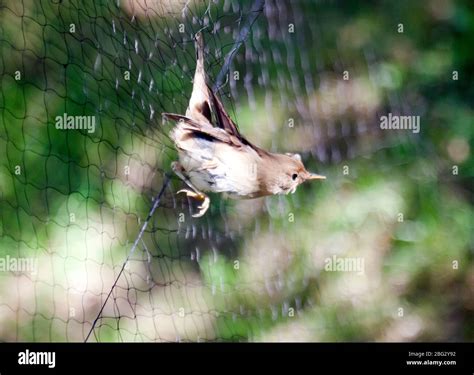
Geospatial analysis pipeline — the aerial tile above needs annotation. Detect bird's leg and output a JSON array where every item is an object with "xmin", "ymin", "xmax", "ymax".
[
  {"xmin": 178, "ymin": 190, "xmax": 210, "ymax": 218},
  {"xmin": 171, "ymin": 161, "xmax": 210, "ymax": 217},
  {"xmin": 171, "ymin": 161, "xmax": 199, "ymax": 192}
]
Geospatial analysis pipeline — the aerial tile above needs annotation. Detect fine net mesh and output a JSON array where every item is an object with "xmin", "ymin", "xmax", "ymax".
[{"xmin": 0, "ymin": 0, "xmax": 472, "ymax": 342}]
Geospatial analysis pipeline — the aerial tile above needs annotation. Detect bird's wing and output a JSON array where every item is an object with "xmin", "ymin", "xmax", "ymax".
[
  {"xmin": 163, "ymin": 113, "xmax": 243, "ymax": 148},
  {"xmin": 164, "ymin": 33, "xmax": 266, "ymax": 156},
  {"xmin": 185, "ymin": 32, "xmax": 242, "ymax": 138},
  {"xmin": 163, "ymin": 112, "xmax": 267, "ymax": 157},
  {"xmin": 208, "ymin": 86, "xmax": 242, "ymax": 138}
]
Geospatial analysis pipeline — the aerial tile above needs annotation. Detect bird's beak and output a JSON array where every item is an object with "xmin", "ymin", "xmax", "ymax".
[{"xmin": 306, "ymin": 172, "xmax": 326, "ymax": 180}]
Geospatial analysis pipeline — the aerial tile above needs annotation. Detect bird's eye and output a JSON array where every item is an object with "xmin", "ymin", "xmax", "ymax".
[{"xmin": 292, "ymin": 173, "xmax": 298, "ymax": 181}]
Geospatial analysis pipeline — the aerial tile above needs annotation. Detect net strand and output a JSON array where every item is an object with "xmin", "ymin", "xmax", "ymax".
[
  {"xmin": 84, "ymin": 174, "xmax": 170, "ymax": 343},
  {"xmin": 213, "ymin": 0, "xmax": 265, "ymax": 93}
]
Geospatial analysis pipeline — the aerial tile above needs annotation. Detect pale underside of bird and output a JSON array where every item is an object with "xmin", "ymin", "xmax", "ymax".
[{"xmin": 163, "ymin": 33, "xmax": 325, "ymax": 217}]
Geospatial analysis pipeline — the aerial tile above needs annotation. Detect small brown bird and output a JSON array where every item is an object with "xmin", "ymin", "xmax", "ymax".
[{"xmin": 163, "ymin": 33, "xmax": 325, "ymax": 217}]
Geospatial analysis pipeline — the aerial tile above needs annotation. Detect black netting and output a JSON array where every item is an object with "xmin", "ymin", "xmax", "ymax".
[{"xmin": 1, "ymin": 0, "xmax": 472, "ymax": 342}]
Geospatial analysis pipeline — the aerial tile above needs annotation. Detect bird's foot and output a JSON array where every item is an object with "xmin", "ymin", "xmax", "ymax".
[{"xmin": 177, "ymin": 189, "xmax": 210, "ymax": 218}]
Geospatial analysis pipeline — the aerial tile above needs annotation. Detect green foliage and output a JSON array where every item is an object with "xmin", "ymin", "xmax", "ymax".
[{"xmin": 0, "ymin": 0, "xmax": 472, "ymax": 342}]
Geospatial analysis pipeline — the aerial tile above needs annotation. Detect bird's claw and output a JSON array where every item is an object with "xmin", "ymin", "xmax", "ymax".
[{"xmin": 177, "ymin": 189, "xmax": 210, "ymax": 217}]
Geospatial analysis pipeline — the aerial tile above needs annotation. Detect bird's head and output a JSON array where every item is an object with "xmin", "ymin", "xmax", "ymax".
[{"xmin": 264, "ymin": 152, "xmax": 326, "ymax": 195}]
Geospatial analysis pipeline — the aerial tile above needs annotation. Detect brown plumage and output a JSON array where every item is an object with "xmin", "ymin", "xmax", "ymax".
[{"xmin": 163, "ymin": 33, "xmax": 325, "ymax": 217}]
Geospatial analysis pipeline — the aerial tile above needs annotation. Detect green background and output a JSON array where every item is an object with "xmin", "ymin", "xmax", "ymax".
[{"xmin": 0, "ymin": 0, "xmax": 472, "ymax": 341}]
